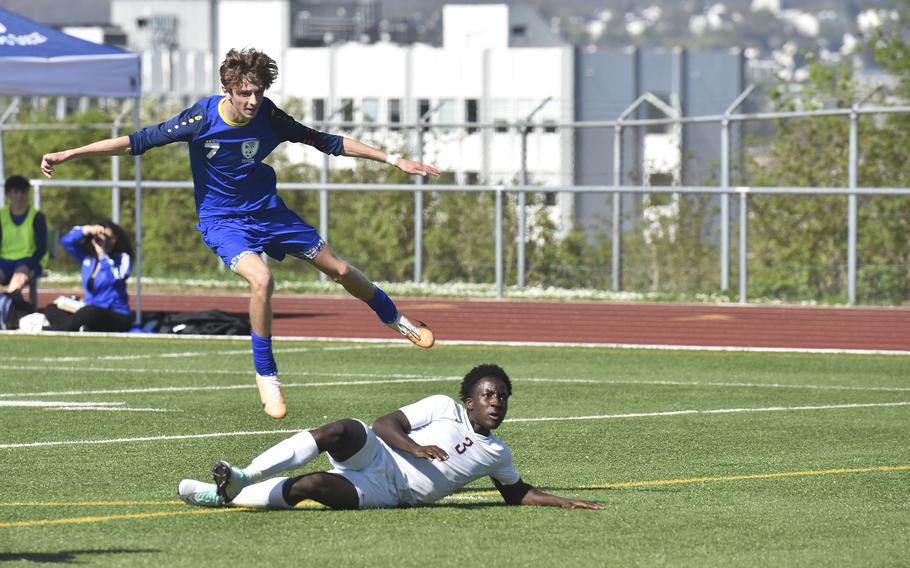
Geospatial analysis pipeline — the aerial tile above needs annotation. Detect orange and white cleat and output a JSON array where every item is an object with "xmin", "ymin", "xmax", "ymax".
[
  {"xmin": 255, "ymin": 374, "xmax": 287, "ymax": 419},
  {"xmin": 387, "ymin": 313, "xmax": 435, "ymax": 348}
]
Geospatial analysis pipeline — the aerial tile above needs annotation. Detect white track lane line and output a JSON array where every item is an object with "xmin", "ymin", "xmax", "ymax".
[{"xmin": 2, "ymin": 401, "xmax": 907, "ymax": 449}]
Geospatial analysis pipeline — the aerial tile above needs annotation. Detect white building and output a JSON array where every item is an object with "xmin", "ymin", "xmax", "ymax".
[
  {"xmin": 107, "ymin": 1, "xmax": 721, "ymax": 238},
  {"xmin": 111, "ymin": 1, "xmax": 575, "ymax": 189}
]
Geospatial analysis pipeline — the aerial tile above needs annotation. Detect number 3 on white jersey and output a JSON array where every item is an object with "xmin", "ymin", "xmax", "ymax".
[{"xmin": 205, "ymin": 141, "xmax": 220, "ymax": 159}]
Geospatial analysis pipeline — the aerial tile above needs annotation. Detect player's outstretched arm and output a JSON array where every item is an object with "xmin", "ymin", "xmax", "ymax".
[
  {"xmin": 494, "ymin": 478, "xmax": 603, "ymax": 510},
  {"xmin": 41, "ymin": 136, "xmax": 132, "ymax": 178},
  {"xmin": 372, "ymin": 410, "xmax": 449, "ymax": 461},
  {"xmin": 340, "ymin": 138, "xmax": 441, "ymax": 178}
]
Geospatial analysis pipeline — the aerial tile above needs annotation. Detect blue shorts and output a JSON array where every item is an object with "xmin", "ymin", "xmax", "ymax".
[
  {"xmin": 0, "ymin": 258, "xmax": 39, "ymax": 282},
  {"xmin": 197, "ymin": 208, "xmax": 326, "ymax": 271}
]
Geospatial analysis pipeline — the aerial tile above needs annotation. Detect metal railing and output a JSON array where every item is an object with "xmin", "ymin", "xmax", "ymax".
[
  {"xmin": 4, "ymin": 88, "xmax": 910, "ymax": 317},
  {"xmin": 29, "ymin": 178, "xmax": 910, "ymax": 320}
]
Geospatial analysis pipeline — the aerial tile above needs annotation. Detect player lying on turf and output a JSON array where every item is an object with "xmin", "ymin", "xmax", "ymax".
[
  {"xmin": 40, "ymin": 48, "xmax": 439, "ymax": 420},
  {"xmin": 178, "ymin": 364, "xmax": 602, "ymax": 510}
]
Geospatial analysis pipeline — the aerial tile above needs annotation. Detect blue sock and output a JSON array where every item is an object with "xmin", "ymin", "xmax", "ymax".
[
  {"xmin": 366, "ymin": 285, "xmax": 398, "ymax": 324},
  {"xmin": 251, "ymin": 332, "xmax": 278, "ymax": 377}
]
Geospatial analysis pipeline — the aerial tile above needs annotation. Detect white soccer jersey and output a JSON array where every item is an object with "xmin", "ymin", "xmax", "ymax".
[{"xmin": 391, "ymin": 395, "xmax": 520, "ymax": 504}]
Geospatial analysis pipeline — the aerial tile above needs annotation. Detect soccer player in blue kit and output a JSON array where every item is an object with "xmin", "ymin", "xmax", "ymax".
[{"xmin": 41, "ymin": 48, "xmax": 440, "ymax": 419}]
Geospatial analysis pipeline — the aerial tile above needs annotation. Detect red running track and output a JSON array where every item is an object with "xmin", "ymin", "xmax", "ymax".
[{"xmin": 37, "ymin": 290, "xmax": 910, "ymax": 352}]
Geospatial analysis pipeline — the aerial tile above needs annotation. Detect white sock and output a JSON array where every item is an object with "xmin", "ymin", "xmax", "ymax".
[
  {"xmin": 244, "ymin": 430, "xmax": 319, "ymax": 481},
  {"xmin": 232, "ymin": 477, "xmax": 293, "ymax": 509}
]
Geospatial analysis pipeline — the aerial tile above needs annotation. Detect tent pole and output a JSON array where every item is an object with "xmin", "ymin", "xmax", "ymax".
[{"xmin": 133, "ymin": 98, "xmax": 143, "ymax": 327}]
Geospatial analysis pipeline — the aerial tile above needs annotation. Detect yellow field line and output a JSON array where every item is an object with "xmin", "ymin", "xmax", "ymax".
[
  {"xmin": 0, "ymin": 507, "xmax": 242, "ymax": 528},
  {"xmin": 449, "ymin": 465, "xmax": 910, "ymax": 498},
  {"xmin": 0, "ymin": 500, "xmax": 185, "ymax": 507},
  {"xmin": 3, "ymin": 465, "xmax": 907, "ymax": 526},
  {"xmin": 576, "ymin": 465, "xmax": 910, "ymax": 490}
]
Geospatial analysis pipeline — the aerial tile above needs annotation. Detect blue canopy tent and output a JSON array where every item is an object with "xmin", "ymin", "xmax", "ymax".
[
  {"xmin": 0, "ymin": 7, "xmax": 140, "ymax": 98},
  {"xmin": 0, "ymin": 7, "xmax": 146, "ymax": 324}
]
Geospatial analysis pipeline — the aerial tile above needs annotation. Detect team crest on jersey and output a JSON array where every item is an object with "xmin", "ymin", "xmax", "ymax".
[{"xmin": 241, "ymin": 140, "xmax": 260, "ymax": 159}]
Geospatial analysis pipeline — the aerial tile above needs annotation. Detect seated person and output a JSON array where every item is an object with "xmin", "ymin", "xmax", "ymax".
[
  {"xmin": 1, "ymin": 221, "xmax": 133, "ymax": 332},
  {"xmin": 39, "ymin": 222, "xmax": 134, "ymax": 332},
  {"xmin": 0, "ymin": 175, "xmax": 48, "ymax": 296},
  {"xmin": 178, "ymin": 364, "xmax": 603, "ymax": 511}
]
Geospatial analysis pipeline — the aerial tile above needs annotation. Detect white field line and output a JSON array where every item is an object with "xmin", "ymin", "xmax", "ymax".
[
  {"xmin": 0, "ymin": 401, "xmax": 123, "ymax": 408},
  {"xmin": 0, "ymin": 400, "xmax": 179, "ymax": 413},
  {"xmin": 44, "ymin": 407, "xmax": 178, "ymax": 413},
  {"xmin": 2, "ymin": 401, "xmax": 908, "ymax": 449},
  {"xmin": 0, "ymin": 377, "xmax": 459, "ymax": 398},
  {"xmin": 1, "ymin": 430, "xmax": 306, "ymax": 449},
  {"xmin": 2, "ymin": 329, "xmax": 909, "ymax": 356},
  {"xmin": 507, "ymin": 401, "xmax": 910, "ymax": 423},
  {"xmin": 2, "ymin": 344, "xmax": 404, "ymax": 363},
  {"xmin": 2, "ymin": 373, "xmax": 910, "ymax": 399}
]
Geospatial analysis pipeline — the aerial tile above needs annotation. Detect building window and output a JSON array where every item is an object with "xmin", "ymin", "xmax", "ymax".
[
  {"xmin": 388, "ymin": 98, "xmax": 401, "ymax": 129},
  {"xmin": 362, "ymin": 98, "xmax": 379, "ymax": 123},
  {"xmin": 312, "ymin": 98, "xmax": 325, "ymax": 122},
  {"xmin": 465, "ymin": 171, "xmax": 480, "ymax": 185},
  {"xmin": 417, "ymin": 98, "xmax": 431, "ymax": 121},
  {"xmin": 494, "ymin": 119, "xmax": 509, "ymax": 133},
  {"xmin": 465, "ymin": 99, "xmax": 478, "ymax": 134},
  {"xmin": 543, "ymin": 119, "xmax": 557, "ymax": 133},
  {"xmin": 438, "ymin": 98, "xmax": 456, "ymax": 133},
  {"xmin": 648, "ymin": 173, "xmax": 674, "ymax": 188},
  {"xmin": 340, "ymin": 98, "xmax": 354, "ymax": 124}
]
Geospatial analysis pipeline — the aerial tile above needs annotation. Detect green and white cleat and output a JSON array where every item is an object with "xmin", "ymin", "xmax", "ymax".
[
  {"xmin": 211, "ymin": 460, "xmax": 252, "ymax": 503},
  {"xmin": 178, "ymin": 479, "xmax": 225, "ymax": 508}
]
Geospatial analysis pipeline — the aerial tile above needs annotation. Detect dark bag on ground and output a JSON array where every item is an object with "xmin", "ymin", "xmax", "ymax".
[
  {"xmin": 159, "ymin": 310, "xmax": 251, "ymax": 335},
  {"xmin": 0, "ymin": 291, "xmax": 37, "ymax": 330}
]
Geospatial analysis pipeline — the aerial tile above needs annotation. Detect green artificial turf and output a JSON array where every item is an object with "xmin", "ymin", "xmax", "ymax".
[{"xmin": 1, "ymin": 335, "xmax": 908, "ymax": 566}]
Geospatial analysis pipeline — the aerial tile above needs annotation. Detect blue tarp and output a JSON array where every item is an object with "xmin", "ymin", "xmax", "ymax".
[{"xmin": 0, "ymin": 7, "xmax": 140, "ymax": 97}]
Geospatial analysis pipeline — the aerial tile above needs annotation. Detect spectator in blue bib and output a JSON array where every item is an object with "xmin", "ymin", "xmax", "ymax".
[{"xmin": 0, "ymin": 175, "xmax": 47, "ymax": 296}]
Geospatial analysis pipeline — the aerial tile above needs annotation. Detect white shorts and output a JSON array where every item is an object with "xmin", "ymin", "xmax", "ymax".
[{"xmin": 327, "ymin": 420, "xmax": 413, "ymax": 509}]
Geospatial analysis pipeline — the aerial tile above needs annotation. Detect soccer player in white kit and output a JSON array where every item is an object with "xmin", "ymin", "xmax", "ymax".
[{"xmin": 178, "ymin": 364, "xmax": 602, "ymax": 510}]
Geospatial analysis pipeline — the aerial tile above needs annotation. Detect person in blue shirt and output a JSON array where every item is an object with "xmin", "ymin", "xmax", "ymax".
[
  {"xmin": 0, "ymin": 221, "xmax": 133, "ymax": 332},
  {"xmin": 43, "ymin": 222, "xmax": 133, "ymax": 332},
  {"xmin": 0, "ymin": 175, "xmax": 48, "ymax": 295},
  {"xmin": 39, "ymin": 47, "xmax": 439, "ymax": 420}
]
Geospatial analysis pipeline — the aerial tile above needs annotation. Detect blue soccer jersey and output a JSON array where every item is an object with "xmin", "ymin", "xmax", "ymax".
[{"xmin": 128, "ymin": 95, "xmax": 343, "ymax": 221}]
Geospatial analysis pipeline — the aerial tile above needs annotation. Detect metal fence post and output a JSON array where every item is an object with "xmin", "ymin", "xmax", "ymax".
[
  {"xmin": 720, "ymin": 119, "xmax": 730, "ymax": 291},
  {"xmin": 739, "ymin": 188, "xmax": 748, "ymax": 304},
  {"xmin": 495, "ymin": 186, "xmax": 504, "ymax": 298},
  {"xmin": 722, "ymin": 85, "xmax": 756, "ymax": 293},
  {"xmin": 319, "ymin": 156, "xmax": 329, "ymax": 283},
  {"xmin": 412, "ymin": 103, "xmax": 444, "ymax": 283},
  {"xmin": 415, "ymin": 123, "xmax": 425, "ymax": 283},
  {"xmin": 518, "ymin": 127, "xmax": 528, "ymax": 288},
  {"xmin": 32, "ymin": 180, "xmax": 41, "ymax": 211},
  {"xmin": 848, "ymin": 107, "xmax": 858, "ymax": 305},
  {"xmin": 0, "ymin": 98, "xmax": 21, "ymax": 208},
  {"xmin": 110, "ymin": 102, "xmax": 132, "ymax": 224},
  {"xmin": 516, "ymin": 96, "xmax": 551, "ymax": 288},
  {"xmin": 133, "ymin": 101, "xmax": 143, "ymax": 326},
  {"xmin": 612, "ymin": 123, "xmax": 622, "ymax": 292}
]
